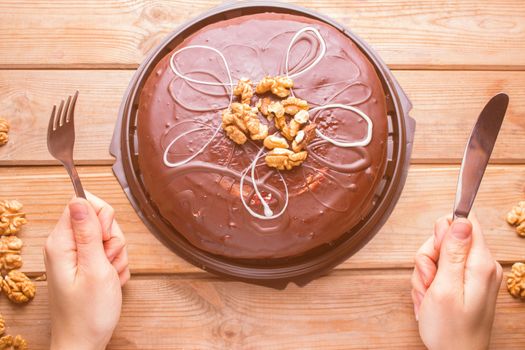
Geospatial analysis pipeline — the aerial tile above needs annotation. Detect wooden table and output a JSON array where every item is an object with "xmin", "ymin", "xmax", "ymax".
[{"xmin": 1, "ymin": 1, "xmax": 524, "ymax": 348}]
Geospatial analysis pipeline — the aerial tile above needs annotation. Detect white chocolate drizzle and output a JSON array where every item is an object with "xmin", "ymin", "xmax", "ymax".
[
  {"xmin": 163, "ymin": 26, "xmax": 375, "ymax": 220},
  {"xmin": 239, "ymin": 148, "xmax": 289, "ymax": 220},
  {"xmin": 310, "ymin": 104, "xmax": 373, "ymax": 147}
]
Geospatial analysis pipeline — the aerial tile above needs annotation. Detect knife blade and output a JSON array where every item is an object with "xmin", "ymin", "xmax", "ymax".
[{"xmin": 453, "ymin": 93, "xmax": 509, "ymax": 219}]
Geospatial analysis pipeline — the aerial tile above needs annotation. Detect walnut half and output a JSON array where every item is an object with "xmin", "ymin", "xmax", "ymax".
[
  {"xmin": 0, "ymin": 118, "xmax": 9, "ymax": 147},
  {"xmin": 292, "ymin": 123, "xmax": 317, "ymax": 152},
  {"xmin": 507, "ymin": 262, "xmax": 525, "ymax": 299},
  {"xmin": 263, "ymin": 135, "xmax": 289, "ymax": 150},
  {"xmin": 282, "ymin": 97, "xmax": 309, "ymax": 115},
  {"xmin": 506, "ymin": 201, "xmax": 525, "ymax": 237},
  {"xmin": 0, "ymin": 201, "xmax": 27, "ymax": 236},
  {"xmin": 0, "ymin": 335, "xmax": 28, "ymax": 350},
  {"xmin": 0, "ymin": 236, "xmax": 23, "ymax": 271},
  {"xmin": 233, "ymin": 78, "xmax": 254, "ymax": 105},
  {"xmin": 222, "ymin": 103, "xmax": 268, "ymax": 145},
  {"xmin": 1, "ymin": 270, "xmax": 35, "ymax": 304},
  {"xmin": 265, "ymin": 148, "xmax": 308, "ymax": 171},
  {"xmin": 256, "ymin": 76, "xmax": 293, "ymax": 98}
]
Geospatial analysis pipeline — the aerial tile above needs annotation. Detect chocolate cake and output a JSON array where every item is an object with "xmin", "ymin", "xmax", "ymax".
[{"xmin": 137, "ymin": 12, "xmax": 388, "ymax": 259}]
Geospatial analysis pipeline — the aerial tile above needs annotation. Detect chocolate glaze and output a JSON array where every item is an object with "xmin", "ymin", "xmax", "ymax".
[{"xmin": 137, "ymin": 13, "xmax": 388, "ymax": 259}]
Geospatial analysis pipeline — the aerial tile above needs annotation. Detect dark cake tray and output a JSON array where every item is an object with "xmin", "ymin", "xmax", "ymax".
[{"xmin": 110, "ymin": 1, "xmax": 415, "ymax": 289}]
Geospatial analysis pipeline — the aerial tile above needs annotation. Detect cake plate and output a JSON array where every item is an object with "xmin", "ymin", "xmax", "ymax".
[{"xmin": 110, "ymin": 1, "xmax": 415, "ymax": 289}]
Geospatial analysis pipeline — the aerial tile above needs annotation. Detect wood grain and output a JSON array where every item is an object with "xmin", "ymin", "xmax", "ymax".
[
  {"xmin": 0, "ymin": 1, "xmax": 524, "ymax": 69},
  {"xmin": 0, "ymin": 164, "xmax": 523, "ymax": 275},
  {"xmin": 0, "ymin": 70, "xmax": 524, "ymax": 165},
  {"xmin": 2, "ymin": 270, "xmax": 524, "ymax": 349}
]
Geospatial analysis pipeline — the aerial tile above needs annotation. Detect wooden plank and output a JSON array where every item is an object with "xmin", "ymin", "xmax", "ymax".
[
  {"xmin": 0, "ymin": 1, "xmax": 524, "ymax": 69},
  {"xmin": 3, "ymin": 270, "xmax": 525, "ymax": 349},
  {"xmin": 0, "ymin": 164, "xmax": 523, "ymax": 275},
  {"xmin": 0, "ymin": 70, "xmax": 524, "ymax": 165},
  {"xmin": 0, "ymin": 70, "xmax": 131, "ymax": 165}
]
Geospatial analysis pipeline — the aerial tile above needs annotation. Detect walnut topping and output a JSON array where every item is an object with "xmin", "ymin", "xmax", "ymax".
[
  {"xmin": 0, "ymin": 335, "xmax": 28, "ymax": 350},
  {"xmin": 222, "ymin": 74, "xmax": 317, "ymax": 171},
  {"xmin": 267, "ymin": 101, "xmax": 285, "ymax": 120},
  {"xmin": 233, "ymin": 78, "xmax": 254, "ymax": 105},
  {"xmin": 0, "ymin": 201, "xmax": 27, "ymax": 236},
  {"xmin": 1, "ymin": 270, "xmax": 35, "ymax": 304},
  {"xmin": 292, "ymin": 123, "xmax": 317, "ymax": 152},
  {"xmin": 222, "ymin": 103, "xmax": 268, "ymax": 144},
  {"xmin": 294, "ymin": 110, "xmax": 310, "ymax": 124},
  {"xmin": 256, "ymin": 97, "xmax": 271, "ymax": 117},
  {"xmin": 506, "ymin": 201, "xmax": 525, "ymax": 237},
  {"xmin": 507, "ymin": 262, "xmax": 525, "ymax": 299},
  {"xmin": 263, "ymin": 135, "xmax": 289, "ymax": 150},
  {"xmin": 0, "ymin": 315, "xmax": 4, "ymax": 336},
  {"xmin": 281, "ymin": 120, "xmax": 300, "ymax": 141},
  {"xmin": 265, "ymin": 148, "xmax": 308, "ymax": 171},
  {"xmin": 256, "ymin": 76, "xmax": 294, "ymax": 98},
  {"xmin": 282, "ymin": 97, "xmax": 309, "ymax": 115},
  {"xmin": 0, "ymin": 237, "xmax": 23, "ymax": 271},
  {"xmin": 0, "ymin": 118, "xmax": 9, "ymax": 147}
]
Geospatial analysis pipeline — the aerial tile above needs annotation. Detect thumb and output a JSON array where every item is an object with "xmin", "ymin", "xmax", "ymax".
[
  {"xmin": 69, "ymin": 198, "xmax": 107, "ymax": 268},
  {"xmin": 433, "ymin": 218, "xmax": 473, "ymax": 292}
]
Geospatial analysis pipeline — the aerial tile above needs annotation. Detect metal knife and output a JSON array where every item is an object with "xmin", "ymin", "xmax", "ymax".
[{"xmin": 453, "ymin": 93, "xmax": 509, "ymax": 219}]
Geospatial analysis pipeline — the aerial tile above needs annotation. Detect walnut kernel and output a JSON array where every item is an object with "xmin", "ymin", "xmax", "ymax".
[
  {"xmin": 507, "ymin": 201, "xmax": 525, "ymax": 237},
  {"xmin": 0, "ymin": 201, "xmax": 23, "ymax": 215},
  {"xmin": 233, "ymin": 78, "xmax": 254, "ymax": 105},
  {"xmin": 294, "ymin": 110, "xmax": 310, "ymax": 124},
  {"xmin": 256, "ymin": 76, "xmax": 293, "ymax": 98},
  {"xmin": 282, "ymin": 97, "xmax": 309, "ymax": 115},
  {"xmin": 265, "ymin": 148, "xmax": 308, "ymax": 171},
  {"xmin": 263, "ymin": 135, "xmax": 289, "ymax": 150},
  {"xmin": 256, "ymin": 97, "xmax": 271, "ymax": 117},
  {"xmin": 0, "ymin": 315, "xmax": 4, "ymax": 335},
  {"xmin": 282, "ymin": 120, "xmax": 302, "ymax": 141},
  {"xmin": 0, "ymin": 335, "xmax": 28, "ymax": 350},
  {"xmin": 12, "ymin": 335, "xmax": 27, "ymax": 350},
  {"xmin": 0, "ymin": 236, "xmax": 23, "ymax": 271},
  {"xmin": 0, "ymin": 201, "xmax": 27, "ymax": 236},
  {"xmin": 0, "ymin": 119, "xmax": 9, "ymax": 147},
  {"xmin": 292, "ymin": 123, "xmax": 317, "ymax": 152},
  {"xmin": 507, "ymin": 262, "xmax": 525, "ymax": 299},
  {"xmin": 222, "ymin": 103, "xmax": 268, "ymax": 144},
  {"xmin": 1, "ymin": 270, "xmax": 35, "ymax": 304}
]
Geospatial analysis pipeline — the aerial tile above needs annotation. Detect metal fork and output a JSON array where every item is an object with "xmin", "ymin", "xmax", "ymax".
[{"xmin": 47, "ymin": 91, "xmax": 86, "ymax": 198}]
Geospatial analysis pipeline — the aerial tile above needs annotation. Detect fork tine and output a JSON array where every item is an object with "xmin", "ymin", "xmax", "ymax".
[
  {"xmin": 67, "ymin": 91, "xmax": 79, "ymax": 123},
  {"xmin": 48, "ymin": 105, "xmax": 57, "ymax": 136},
  {"xmin": 56, "ymin": 100, "xmax": 65, "ymax": 128},
  {"xmin": 61, "ymin": 95, "xmax": 72, "ymax": 126},
  {"xmin": 67, "ymin": 90, "xmax": 78, "ymax": 122}
]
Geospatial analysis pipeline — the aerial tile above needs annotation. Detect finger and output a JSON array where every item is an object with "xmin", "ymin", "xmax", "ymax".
[
  {"xmin": 433, "ymin": 216, "xmax": 452, "ymax": 253},
  {"xmin": 111, "ymin": 249, "xmax": 129, "ymax": 275},
  {"xmin": 411, "ymin": 267, "xmax": 427, "ymax": 317},
  {"xmin": 69, "ymin": 198, "xmax": 107, "ymax": 268},
  {"xmin": 411, "ymin": 288, "xmax": 423, "ymax": 321},
  {"xmin": 432, "ymin": 218, "xmax": 473, "ymax": 298},
  {"xmin": 85, "ymin": 191, "xmax": 115, "ymax": 241},
  {"xmin": 103, "ymin": 220, "xmax": 126, "ymax": 261},
  {"xmin": 47, "ymin": 207, "xmax": 75, "ymax": 250},
  {"xmin": 415, "ymin": 236, "xmax": 439, "ymax": 288},
  {"xmin": 44, "ymin": 206, "xmax": 77, "ymax": 271},
  {"xmin": 119, "ymin": 268, "xmax": 131, "ymax": 287},
  {"xmin": 464, "ymin": 212, "xmax": 502, "ymax": 304}
]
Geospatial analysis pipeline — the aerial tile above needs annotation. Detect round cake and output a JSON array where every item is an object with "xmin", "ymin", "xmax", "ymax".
[{"xmin": 137, "ymin": 12, "xmax": 388, "ymax": 259}]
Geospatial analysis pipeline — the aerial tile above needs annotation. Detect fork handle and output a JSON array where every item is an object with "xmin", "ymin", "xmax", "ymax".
[{"xmin": 65, "ymin": 164, "xmax": 86, "ymax": 199}]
